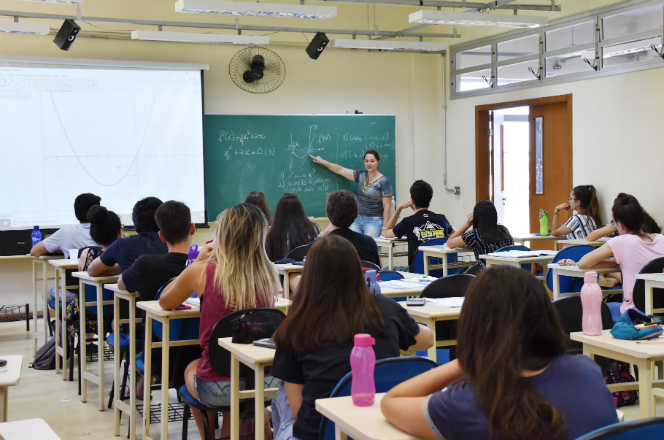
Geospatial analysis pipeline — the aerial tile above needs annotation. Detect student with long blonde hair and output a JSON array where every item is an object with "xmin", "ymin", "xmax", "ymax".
[{"xmin": 160, "ymin": 203, "xmax": 279, "ymax": 439}]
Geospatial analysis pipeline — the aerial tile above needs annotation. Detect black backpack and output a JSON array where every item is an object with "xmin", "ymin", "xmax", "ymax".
[{"xmin": 30, "ymin": 328, "xmax": 59, "ymax": 370}]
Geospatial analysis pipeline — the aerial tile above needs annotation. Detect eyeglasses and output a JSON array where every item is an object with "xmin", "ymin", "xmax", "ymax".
[{"xmin": 568, "ymin": 197, "xmax": 577, "ymax": 201}]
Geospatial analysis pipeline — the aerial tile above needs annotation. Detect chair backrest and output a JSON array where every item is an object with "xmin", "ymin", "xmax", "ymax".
[
  {"xmin": 83, "ymin": 284, "xmax": 114, "ymax": 315},
  {"xmin": 493, "ymin": 244, "xmax": 533, "ymax": 272},
  {"xmin": 286, "ymin": 244, "xmax": 311, "ymax": 261},
  {"xmin": 319, "ymin": 356, "xmax": 438, "ymax": 440},
  {"xmin": 412, "ymin": 237, "xmax": 459, "ymax": 276},
  {"xmin": 577, "ymin": 417, "xmax": 664, "ymax": 439},
  {"xmin": 633, "ymin": 257, "xmax": 664, "ymax": 312},
  {"xmin": 208, "ymin": 308, "xmax": 286, "ymax": 377},
  {"xmin": 361, "ymin": 260, "xmax": 381, "ymax": 271},
  {"xmin": 546, "ymin": 245, "xmax": 596, "ymax": 293},
  {"xmin": 419, "ymin": 274, "xmax": 475, "ymax": 299},
  {"xmin": 153, "ymin": 277, "xmax": 200, "ymax": 341},
  {"xmin": 378, "ymin": 271, "xmax": 404, "ymax": 281}
]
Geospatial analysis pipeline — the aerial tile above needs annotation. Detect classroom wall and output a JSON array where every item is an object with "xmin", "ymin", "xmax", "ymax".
[{"xmin": 432, "ymin": 64, "xmax": 664, "ymax": 231}]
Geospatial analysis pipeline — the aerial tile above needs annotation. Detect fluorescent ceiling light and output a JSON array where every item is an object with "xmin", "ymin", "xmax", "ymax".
[
  {"xmin": 0, "ymin": 22, "xmax": 50, "ymax": 35},
  {"xmin": 175, "ymin": 0, "xmax": 336, "ymax": 19},
  {"xmin": 330, "ymin": 39, "xmax": 447, "ymax": 52},
  {"xmin": 21, "ymin": 0, "xmax": 84, "ymax": 4},
  {"xmin": 409, "ymin": 10, "xmax": 548, "ymax": 29},
  {"xmin": 131, "ymin": 30, "xmax": 268, "ymax": 45}
]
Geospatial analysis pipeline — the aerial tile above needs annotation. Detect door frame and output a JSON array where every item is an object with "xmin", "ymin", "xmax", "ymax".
[{"xmin": 475, "ymin": 94, "xmax": 573, "ymax": 202}]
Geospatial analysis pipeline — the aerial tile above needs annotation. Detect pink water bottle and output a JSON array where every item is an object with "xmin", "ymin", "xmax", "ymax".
[
  {"xmin": 581, "ymin": 271, "xmax": 603, "ymax": 336},
  {"xmin": 350, "ymin": 334, "xmax": 376, "ymax": 406}
]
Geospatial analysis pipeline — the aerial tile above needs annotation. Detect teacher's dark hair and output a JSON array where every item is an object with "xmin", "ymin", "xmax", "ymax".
[
  {"xmin": 457, "ymin": 265, "xmax": 567, "ymax": 440},
  {"xmin": 266, "ymin": 193, "xmax": 320, "ymax": 261},
  {"xmin": 364, "ymin": 150, "xmax": 380, "ymax": 162},
  {"xmin": 244, "ymin": 191, "xmax": 272, "ymax": 226},
  {"xmin": 273, "ymin": 235, "xmax": 385, "ymax": 352}
]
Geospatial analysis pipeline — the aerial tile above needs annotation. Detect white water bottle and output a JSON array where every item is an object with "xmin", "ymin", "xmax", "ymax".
[{"xmin": 390, "ymin": 196, "xmax": 396, "ymax": 216}]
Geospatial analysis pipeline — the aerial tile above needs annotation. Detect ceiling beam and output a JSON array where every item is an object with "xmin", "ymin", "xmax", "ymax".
[{"xmin": 0, "ymin": 9, "xmax": 460, "ymax": 39}]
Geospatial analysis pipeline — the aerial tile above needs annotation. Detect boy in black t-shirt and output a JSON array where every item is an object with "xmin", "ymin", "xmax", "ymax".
[
  {"xmin": 117, "ymin": 201, "xmax": 199, "ymax": 395},
  {"xmin": 382, "ymin": 180, "xmax": 455, "ymax": 272}
]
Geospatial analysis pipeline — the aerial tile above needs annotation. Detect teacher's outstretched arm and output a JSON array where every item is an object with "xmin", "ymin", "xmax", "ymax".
[{"xmin": 310, "ymin": 155, "xmax": 355, "ymax": 181}]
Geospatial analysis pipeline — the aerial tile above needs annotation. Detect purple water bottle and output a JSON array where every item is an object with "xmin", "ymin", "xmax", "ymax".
[
  {"xmin": 186, "ymin": 244, "xmax": 199, "ymax": 267},
  {"xmin": 350, "ymin": 333, "xmax": 376, "ymax": 406}
]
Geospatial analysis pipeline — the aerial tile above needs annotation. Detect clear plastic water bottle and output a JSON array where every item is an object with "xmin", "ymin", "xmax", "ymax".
[
  {"xmin": 390, "ymin": 196, "xmax": 396, "ymax": 216},
  {"xmin": 581, "ymin": 271, "xmax": 603, "ymax": 336},
  {"xmin": 31, "ymin": 226, "xmax": 42, "ymax": 248},
  {"xmin": 350, "ymin": 333, "xmax": 376, "ymax": 406}
]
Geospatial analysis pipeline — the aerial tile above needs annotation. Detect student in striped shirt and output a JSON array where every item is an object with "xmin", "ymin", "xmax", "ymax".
[{"xmin": 551, "ymin": 185, "xmax": 602, "ymax": 239}]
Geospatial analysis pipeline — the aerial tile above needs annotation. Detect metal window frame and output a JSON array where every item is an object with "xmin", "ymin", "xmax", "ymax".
[{"xmin": 450, "ymin": 0, "xmax": 664, "ymax": 100}]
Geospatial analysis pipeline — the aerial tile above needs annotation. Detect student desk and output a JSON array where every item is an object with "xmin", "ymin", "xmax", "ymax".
[
  {"xmin": 273, "ymin": 263, "xmax": 304, "ymax": 299},
  {"xmin": 0, "ymin": 418, "xmax": 61, "ymax": 440},
  {"xmin": 31, "ymin": 255, "xmax": 60, "ymax": 353},
  {"xmin": 512, "ymin": 234, "xmax": 563, "ymax": 249},
  {"xmin": 571, "ymin": 330, "xmax": 664, "ymax": 419},
  {"xmin": 218, "ymin": 337, "xmax": 279, "ymax": 440},
  {"xmin": 557, "ymin": 238, "xmax": 609, "ymax": 249},
  {"xmin": 635, "ymin": 273, "xmax": 664, "ymax": 316},
  {"xmin": 374, "ymin": 237, "xmax": 408, "ymax": 270},
  {"xmin": 316, "ymin": 394, "xmax": 422, "ymax": 440},
  {"xmin": 400, "ymin": 303, "xmax": 461, "ymax": 363},
  {"xmin": 481, "ymin": 254, "xmax": 555, "ymax": 269},
  {"xmin": 0, "ymin": 356, "xmax": 22, "ymax": 422},
  {"xmin": 136, "ymin": 300, "xmax": 200, "ymax": 440},
  {"xmin": 72, "ymin": 271, "xmax": 119, "ymax": 411},
  {"xmin": 419, "ymin": 246, "xmax": 473, "ymax": 276},
  {"xmin": 379, "ymin": 283, "xmax": 426, "ymax": 299},
  {"xmin": 547, "ymin": 264, "xmax": 618, "ymax": 300},
  {"xmin": 48, "ymin": 258, "xmax": 79, "ymax": 379},
  {"xmin": 106, "ymin": 283, "xmax": 140, "ymax": 440},
  {"xmin": 275, "ymin": 297, "xmax": 291, "ymax": 313}
]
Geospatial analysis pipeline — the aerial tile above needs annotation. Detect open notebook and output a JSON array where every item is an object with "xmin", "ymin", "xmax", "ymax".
[{"xmin": 487, "ymin": 250, "xmax": 558, "ymax": 258}]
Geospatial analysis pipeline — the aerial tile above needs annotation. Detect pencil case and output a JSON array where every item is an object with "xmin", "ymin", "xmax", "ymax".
[{"xmin": 610, "ymin": 309, "xmax": 663, "ymax": 340}]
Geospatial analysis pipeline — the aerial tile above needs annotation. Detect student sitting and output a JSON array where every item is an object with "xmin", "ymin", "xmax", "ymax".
[
  {"xmin": 552, "ymin": 185, "xmax": 601, "ymax": 239},
  {"xmin": 321, "ymin": 190, "xmax": 381, "ymax": 268},
  {"xmin": 244, "ymin": 190, "xmax": 272, "ymax": 225},
  {"xmin": 87, "ymin": 197, "xmax": 167, "ymax": 276},
  {"xmin": 266, "ymin": 193, "xmax": 320, "ymax": 262},
  {"xmin": 118, "ymin": 201, "xmax": 199, "ymax": 398},
  {"xmin": 382, "ymin": 180, "xmax": 454, "ymax": 272},
  {"xmin": 270, "ymin": 235, "xmax": 433, "ymax": 440},
  {"xmin": 381, "ymin": 265, "xmax": 619, "ymax": 440},
  {"xmin": 30, "ymin": 193, "xmax": 101, "ymax": 302},
  {"xmin": 447, "ymin": 200, "xmax": 513, "ymax": 272},
  {"xmin": 159, "ymin": 204, "xmax": 279, "ymax": 440},
  {"xmin": 579, "ymin": 193, "xmax": 664, "ymax": 314}
]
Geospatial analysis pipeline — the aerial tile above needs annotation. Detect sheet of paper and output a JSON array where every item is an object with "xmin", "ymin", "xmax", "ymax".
[
  {"xmin": 425, "ymin": 297, "xmax": 465, "ymax": 308},
  {"xmin": 487, "ymin": 250, "xmax": 557, "ymax": 258},
  {"xmin": 184, "ymin": 297, "xmax": 200, "ymax": 307}
]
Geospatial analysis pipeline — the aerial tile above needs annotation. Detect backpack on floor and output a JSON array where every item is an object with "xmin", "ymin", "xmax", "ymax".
[
  {"xmin": 605, "ymin": 360, "xmax": 638, "ymax": 407},
  {"xmin": 30, "ymin": 326, "xmax": 60, "ymax": 370}
]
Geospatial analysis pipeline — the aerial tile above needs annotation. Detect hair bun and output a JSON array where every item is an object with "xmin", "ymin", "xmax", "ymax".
[{"xmin": 87, "ymin": 205, "xmax": 108, "ymax": 224}]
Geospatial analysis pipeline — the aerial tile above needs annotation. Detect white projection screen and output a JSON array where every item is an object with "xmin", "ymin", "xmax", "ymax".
[{"xmin": 0, "ymin": 56, "xmax": 208, "ymax": 230}]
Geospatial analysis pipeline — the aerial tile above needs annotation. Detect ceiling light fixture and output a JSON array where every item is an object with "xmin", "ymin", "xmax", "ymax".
[
  {"xmin": 409, "ymin": 10, "xmax": 548, "ymax": 29},
  {"xmin": 329, "ymin": 39, "xmax": 448, "ymax": 52},
  {"xmin": 20, "ymin": 0, "xmax": 84, "ymax": 4},
  {"xmin": 175, "ymin": 0, "xmax": 336, "ymax": 19},
  {"xmin": 131, "ymin": 30, "xmax": 268, "ymax": 45},
  {"xmin": 0, "ymin": 22, "xmax": 50, "ymax": 35}
]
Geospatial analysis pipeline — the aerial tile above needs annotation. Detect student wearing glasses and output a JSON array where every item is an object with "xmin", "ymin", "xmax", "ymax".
[{"xmin": 551, "ymin": 185, "xmax": 601, "ymax": 239}]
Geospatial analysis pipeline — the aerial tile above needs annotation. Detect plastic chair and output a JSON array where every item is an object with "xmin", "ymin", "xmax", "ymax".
[
  {"xmin": 361, "ymin": 260, "xmax": 381, "ymax": 271},
  {"xmin": 377, "ymin": 271, "xmax": 404, "ymax": 281},
  {"xmin": 179, "ymin": 308, "xmax": 286, "ymax": 440},
  {"xmin": 493, "ymin": 244, "xmax": 533, "ymax": 272},
  {"xmin": 318, "ymin": 356, "xmax": 437, "ymax": 440},
  {"xmin": 632, "ymin": 257, "xmax": 664, "ymax": 314},
  {"xmin": 286, "ymin": 244, "xmax": 312, "ymax": 261},
  {"xmin": 412, "ymin": 238, "xmax": 462, "ymax": 277},
  {"xmin": 552, "ymin": 295, "xmax": 613, "ymax": 376},
  {"xmin": 576, "ymin": 417, "xmax": 664, "ymax": 439},
  {"xmin": 545, "ymin": 245, "xmax": 596, "ymax": 294}
]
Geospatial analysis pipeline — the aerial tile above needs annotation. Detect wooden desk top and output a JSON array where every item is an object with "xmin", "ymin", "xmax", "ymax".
[
  {"xmin": 275, "ymin": 297, "xmax": 291, "ymax": 311},
  {"xmin": 136, "ymin": 300, "xmax": 201, "ymax": 318},
  {"xmin": 380, "ymin": 284, "xmax": 426, "ymax": 298},
  {"xmin": 0, "ymin": 418, "xmax": 61, "ymax": 440},
  {"xmin": 105, "ymin": 283, "xmax": 139, "ymax": 297},
  {"xmin": 512, "ymin": 234, "xmax": 564, "ymax": 241},
  {"xmin": 48, "ymin": 259, "xmax": 79, "ymax": 268},
  {"xmin": 636, "ymin": 273, "xmax": 664, "ymax": 283},
  {"xmin": 0, "ymin": 255, "xmax": 32, "ymax": 260},
  {"xmin": 557, "ymin": 238, "xmax": 609, "ymax": 247},
  {"xmin": 547, "ymin": 263, "xmax": 617, "ymax": 275},
  {"xmin": 399, "ymin": 302, "xmax": 461, "ymax": 319},
  {"xmin": 316, "ymin": 394, "xmax": 424, "ymax": 440},
  {"xmin": 374, "ymin": 237, "xmax": 407, "ymax": 246},
  {"xmin": 218, "ymin": 337, "xmax": 276, "ymax": 365},
  {"xmin": 481, "ymin": 254, "xmax": 555, "ymax": 263},
  {"xmin": 0, "ymin": 355, "xmax": 23, "ymax": 387},
  {"xmin": 571, "ymin": 330, "xmax": 664, "ymax": 359},
  {"xmin": 420, "ymin": 246, "xmax": 470, "ymax": 254},
  {"xmin": 71, "ymin": 271, "xmax": 120, "ymax": 282},
  {"xmin": 273, "ymin": 263, "xmax": 304, "ymax": 272}
]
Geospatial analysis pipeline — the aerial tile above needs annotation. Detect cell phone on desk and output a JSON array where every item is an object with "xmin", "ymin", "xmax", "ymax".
[
  {"xmin": 406, "ymin": 296, "xmax": 425, "ymax": 307},
  {"xmin": 253, "ymin": 338, "xmax": 276, "ymax": 349},
  {"xmin": 174, "ymin": 305, "xmax": 192, "ymax": 310}
]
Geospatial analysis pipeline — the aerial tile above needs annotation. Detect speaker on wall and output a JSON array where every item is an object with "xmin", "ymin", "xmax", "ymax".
[
  {"xmin": 53, "ymin": 19, "xmax": 81, "ymax": 51},
  {"xmin": 306, "ymin": 32, "xmax": 329, "ymax": 60}
]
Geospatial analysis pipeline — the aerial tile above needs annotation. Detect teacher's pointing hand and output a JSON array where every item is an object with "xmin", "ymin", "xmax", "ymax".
[{"xmin": 310, "ymin": 155, "xmax": 324, "ymax": 164}]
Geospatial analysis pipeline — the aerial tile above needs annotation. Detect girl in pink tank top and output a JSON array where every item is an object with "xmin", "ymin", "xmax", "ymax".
[{"xmin": 159, "ymin": 204, "xmax": 279, "ymax": 439}]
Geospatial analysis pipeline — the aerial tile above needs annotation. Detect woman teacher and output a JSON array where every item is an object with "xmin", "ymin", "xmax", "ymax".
[{"xmin": 311, "ymin": 149, "xmax": 393, "ymax": 238}]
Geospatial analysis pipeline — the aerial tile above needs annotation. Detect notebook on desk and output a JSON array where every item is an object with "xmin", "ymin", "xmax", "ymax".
[{"xmin": 487, "ymin": 250, "xmax": 558, "ymax": 258}]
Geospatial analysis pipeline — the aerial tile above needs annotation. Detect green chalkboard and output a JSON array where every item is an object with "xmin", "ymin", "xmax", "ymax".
[{"xmin": 204, "ymin": 115, "xmax": 396, "ymax": 220}]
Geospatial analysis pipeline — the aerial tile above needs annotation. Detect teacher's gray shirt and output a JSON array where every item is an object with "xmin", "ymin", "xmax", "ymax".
[{"xmin": 353, "ymin": 170, "xmax": 393, "ymax": 217}]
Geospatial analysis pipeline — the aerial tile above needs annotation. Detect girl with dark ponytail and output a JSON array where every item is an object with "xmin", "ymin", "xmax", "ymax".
[
  {"xmin": 382, "ymin": 266, "xmax": 619, "ymax": 440},
  {"xmin": 552, "ymin": 185, "xmax": 602, "ymax": 239},
  {"xmin": 580, "ymin": 193, "xmax": 664, "ymax": 313}
]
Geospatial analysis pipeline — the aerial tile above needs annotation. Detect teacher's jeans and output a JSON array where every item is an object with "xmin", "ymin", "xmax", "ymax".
[{"xmin": 350, "ymin": 215, "xmax": 383, "ymax": 238}]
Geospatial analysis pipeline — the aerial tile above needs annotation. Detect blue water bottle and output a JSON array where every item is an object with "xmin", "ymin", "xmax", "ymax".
[{"xmin": 31, "ymin": 226, "xmax": 42, "ymax": 248}]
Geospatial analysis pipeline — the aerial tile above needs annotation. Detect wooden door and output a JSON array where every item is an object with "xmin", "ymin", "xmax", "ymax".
[{"xmin": 528, "ymin": 103, "xmax": 573, "ymax": 249}]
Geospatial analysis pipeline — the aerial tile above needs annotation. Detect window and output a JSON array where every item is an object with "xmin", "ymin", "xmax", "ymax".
[
  {"xmin": 602, "ymin": 36, "xmax": 663, "ymax": 67},
  {"xmin": 545, "ymin": 21, "xmax": 595, "ymax": 52},
  {"xmin": 497, "ymin": 59, "xmax": 540, "ymax": 86},
  {"xmin": 545, "ymin": 49, "xmax": 596, "ymax": 77},
  {"xmin": 456, "ymin": 68, "xmax": 492, "ymax": 92},
  {"xmin": 497, "ymin": 35, "xmax": 539, "ymax": 62},
  {"xmin": 455, "ymin": 45, "xmax": 491, "ymax": 70},
  {"xmin": 602, "ymin": 4, "xmax": 663, "ymax": 40}
]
